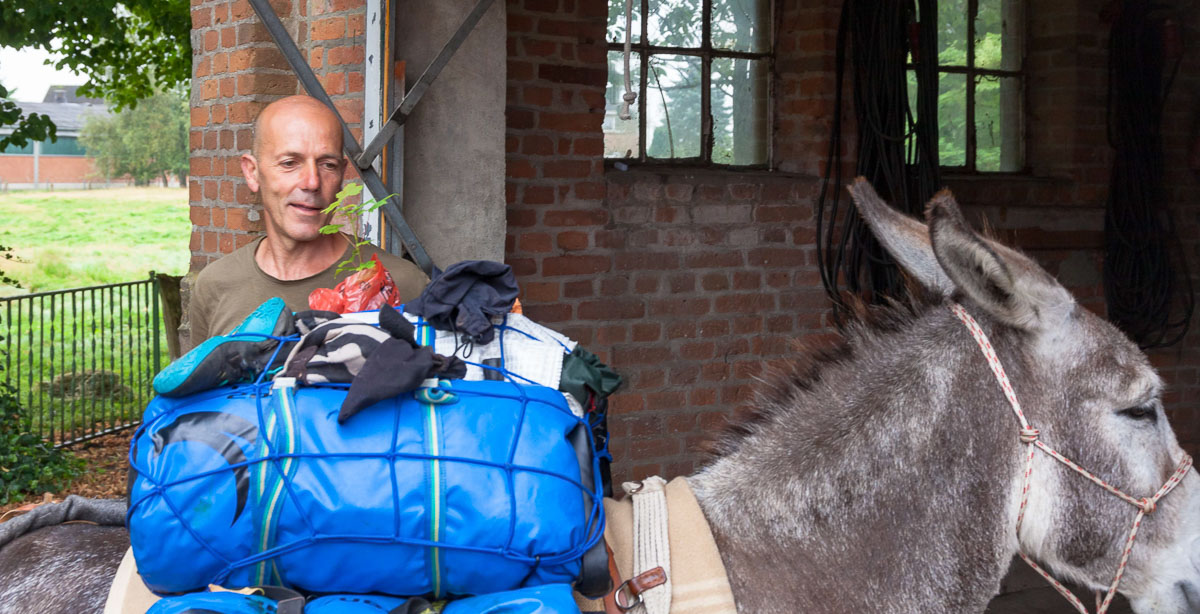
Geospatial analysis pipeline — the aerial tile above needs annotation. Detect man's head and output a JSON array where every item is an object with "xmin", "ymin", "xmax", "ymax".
[{"xmin": 240, "ymin": 95, "xmax": 346, "ymax": 247}]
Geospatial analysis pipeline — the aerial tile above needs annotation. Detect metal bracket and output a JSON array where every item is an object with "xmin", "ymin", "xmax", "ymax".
[
  {"xmin": 355, "ymin": 0, "xmax": 496, "ymax": 170},
  {"xmin": 247, "ymin": 0, "xmax": 435, "ymax": 276}
]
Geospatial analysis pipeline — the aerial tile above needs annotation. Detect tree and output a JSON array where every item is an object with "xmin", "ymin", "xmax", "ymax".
[
  {"xmin": 0, "ymin": 0, "xmax": 190, "ymax": 149},
  {"xmin": 80, "ymin": 89, "xmax": 190, "ymax": 186}
]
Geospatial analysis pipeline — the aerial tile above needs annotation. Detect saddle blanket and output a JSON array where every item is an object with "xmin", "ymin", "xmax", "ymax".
[{"xmin": 574, "ymin": 477, "xmax": 737, "ymax": 614}]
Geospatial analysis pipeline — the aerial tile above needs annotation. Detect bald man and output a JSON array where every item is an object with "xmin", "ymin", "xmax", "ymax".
[{"xmin": 187, "ymin": 95, "xmax": 429, "ymax": 347}]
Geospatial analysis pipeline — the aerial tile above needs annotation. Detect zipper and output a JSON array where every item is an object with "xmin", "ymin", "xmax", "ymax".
[{"xmin": 420, "ymin": 322, "xmax": 445, "ymax": 598}]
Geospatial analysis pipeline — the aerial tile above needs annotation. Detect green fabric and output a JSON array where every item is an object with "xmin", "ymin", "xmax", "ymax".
[{"xmin": 559, "ymin": 346, "xmax": 622, "ymax": 406}]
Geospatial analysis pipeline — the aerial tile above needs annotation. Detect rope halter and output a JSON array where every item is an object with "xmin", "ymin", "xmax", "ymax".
[{"xmin": 950, "ymin": 303, "xmax": 1193, "ymax": 614}]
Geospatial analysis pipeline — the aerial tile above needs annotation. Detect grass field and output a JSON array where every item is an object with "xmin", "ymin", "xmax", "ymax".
[
  {"xmin": 0, "ymin": 187, "xmax": 191, "ymax": 295},
  {"xmin": 0, "ymin": 187, "xmax": 188, "ymax": 442}
]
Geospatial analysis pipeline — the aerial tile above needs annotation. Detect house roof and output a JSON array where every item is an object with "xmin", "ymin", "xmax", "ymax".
[
  {"xmin": 42, "ymin": 85, "xmax": 105, "ymax": 105},
  {"xmin": 0, "ymin": 99, "xmax": 109, "ymax": 134}
]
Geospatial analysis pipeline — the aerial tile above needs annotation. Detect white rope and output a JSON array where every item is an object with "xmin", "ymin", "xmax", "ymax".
[
  {"xmin": 618, "ymin": 0, "xmax": 637, "ymax": 120},
  {"xmin": 950, "ymin": 304, "xmax": 1192, "ymax": 614},
  {"xmin": 624, "ymin": 476, "xmax": 671, "ymax": 614}
]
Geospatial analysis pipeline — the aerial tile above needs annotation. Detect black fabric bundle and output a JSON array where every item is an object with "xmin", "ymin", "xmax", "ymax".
[
  {"xmin": 280, "ymin": 304, "xmax": 465, "ymax": 423},
  {"xmin": 405, "ymin": 260, "xmax": 519, "ymax": 345}
]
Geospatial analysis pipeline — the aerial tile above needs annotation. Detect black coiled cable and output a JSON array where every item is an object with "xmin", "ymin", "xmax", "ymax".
[
  {"xmin": 1103, "ymin": 0, "xmax": 1192, "ymax": 349},
  {"xmin": 816, "ymin": 0, "xmax": 941, "ymax": 322}
]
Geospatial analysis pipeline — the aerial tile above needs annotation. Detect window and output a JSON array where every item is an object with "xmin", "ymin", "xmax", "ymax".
[
  {"xmin": 605, "ymin": 0, "xmax": 772, "ymax": 166},
  {"xmin": 908, "ymin": 0, "xmax": 1024, "ymax": 172},
  {"xmin": 40, "ymin": 137, "xmax": 86, "ymax": 157},
  {"xmin": 0, "ymin": 137, "xmax": 86, "ymax": 157}
]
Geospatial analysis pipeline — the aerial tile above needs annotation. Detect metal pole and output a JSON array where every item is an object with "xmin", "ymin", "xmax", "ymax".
[
  {"xmin": 355, "ymin": 0, "xmax": 497, "ymax": 169},
  {"xmin": 247, "ymin": 0, "xmax": 435, "ymax": 276}
]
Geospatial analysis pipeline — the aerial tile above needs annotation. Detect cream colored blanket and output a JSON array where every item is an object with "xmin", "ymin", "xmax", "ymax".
[{"xmin": 575, "ymin": 477, "xmax": 738, "ymax": 613}]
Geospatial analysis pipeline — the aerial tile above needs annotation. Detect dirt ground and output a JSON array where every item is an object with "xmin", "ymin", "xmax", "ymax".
[{"xmin": 0, "ymin": 429, "xmax": 130, "ymax": 521}]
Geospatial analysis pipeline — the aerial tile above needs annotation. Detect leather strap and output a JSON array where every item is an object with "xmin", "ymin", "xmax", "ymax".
[{"xmin": 602, "ymin": 540, "xmax": 668, "ymax": 613}]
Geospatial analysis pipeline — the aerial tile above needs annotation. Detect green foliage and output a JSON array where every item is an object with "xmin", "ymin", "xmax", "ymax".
[
  {"xmin": 0, "ymin": 0, "xmax": 189, "ymax": 164},
  {"xmin": 319, "ymin": 183, "xmax": 395, "ymax": 277},
  {"xmin": 79, "ymin": 89, "xmax": 189, "ymax": 186},
  {"xmin": 0, "ymin": 1, "xmax": 190, "ymax": 111},
  {"xmin": 0, "ymin": 380, "xmax": 83, "ymax": 505}
]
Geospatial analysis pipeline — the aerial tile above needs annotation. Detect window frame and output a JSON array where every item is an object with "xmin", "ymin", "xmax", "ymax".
[
  {"xmin": 914, "ymin": 0, "xmax": 1028, "ymax": 174},
  {"xmin": 605, "ymin": 0, "xmax": 776, "ymax": 169}
]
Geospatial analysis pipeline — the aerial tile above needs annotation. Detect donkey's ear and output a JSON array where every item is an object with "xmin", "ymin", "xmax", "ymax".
[
  {"xmin": 847, "ymin": 178, "xmax": 955, "ymax": 295},
  {"xmin": 925, "ymin": 189, "xmax": 1074, "ymax": 331}
]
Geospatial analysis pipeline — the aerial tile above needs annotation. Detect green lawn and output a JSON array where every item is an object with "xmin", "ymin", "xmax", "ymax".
[{"xmin": 0, "ymin": 187, "xmax": 191, "ymax": 295}]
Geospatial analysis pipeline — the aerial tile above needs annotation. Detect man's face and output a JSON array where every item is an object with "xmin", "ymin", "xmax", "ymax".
[{"xmin": 241, "ymin": 103, "xmax": 346, "ymax": 246}]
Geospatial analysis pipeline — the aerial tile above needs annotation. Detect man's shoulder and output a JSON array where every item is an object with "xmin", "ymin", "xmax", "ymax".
[{"xmin": 195, "ymin": 238, "xmax": 261, "ymax": 287}]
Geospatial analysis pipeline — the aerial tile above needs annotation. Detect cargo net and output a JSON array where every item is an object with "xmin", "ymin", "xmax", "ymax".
[{"xmin": 127, "ymin": 317, "xmax": 606, "ymax": 598}]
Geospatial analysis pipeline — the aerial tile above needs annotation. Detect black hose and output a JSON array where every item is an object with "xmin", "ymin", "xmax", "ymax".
[{"xmin": 1103, "ymin": 0, "xmax": 1192, "ymax": 349}]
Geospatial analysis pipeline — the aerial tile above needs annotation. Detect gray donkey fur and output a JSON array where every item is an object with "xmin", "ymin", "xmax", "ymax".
[
  {"xmin": 1, "ymin": 179, "xmax": 1196, "ymax": 614},
  {"xmin": 690, "ymin": 178, "xmax": 1199, "ymax": 613}
]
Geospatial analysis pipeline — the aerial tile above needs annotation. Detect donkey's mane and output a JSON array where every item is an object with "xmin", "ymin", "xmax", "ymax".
[{"xmin": 707, "ymin": 280, "xmax": 946, "ymax": 459}]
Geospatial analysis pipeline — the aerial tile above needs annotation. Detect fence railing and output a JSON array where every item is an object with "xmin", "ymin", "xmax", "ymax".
[{"xmin": 0, "ymin": 273, "xmax": 165, "ymax": 447}]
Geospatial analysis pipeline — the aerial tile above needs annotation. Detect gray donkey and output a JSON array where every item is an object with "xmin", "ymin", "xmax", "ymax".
[{"xmin": 1, "ymin": 179, "xmax": 1196, "ymax": 613}]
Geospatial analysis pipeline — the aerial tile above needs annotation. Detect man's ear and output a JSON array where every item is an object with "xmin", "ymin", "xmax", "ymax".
[{"xmin": 240, "ymin": 153, "xmax": 261, "ymax": 192}]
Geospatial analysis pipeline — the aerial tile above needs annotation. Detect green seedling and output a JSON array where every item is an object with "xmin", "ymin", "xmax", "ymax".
[{"xmin": 319, "ymin": 183, "xmax": 397, "ymax": 277}]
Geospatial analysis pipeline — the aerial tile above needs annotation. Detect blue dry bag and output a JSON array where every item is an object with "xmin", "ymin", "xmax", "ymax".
[{"xmin": 127, "ymin": 377, "xmax": 604, "ymax": 598}]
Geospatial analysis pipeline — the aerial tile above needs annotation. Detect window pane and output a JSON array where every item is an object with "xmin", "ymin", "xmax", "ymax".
[
  {"xmin": 938, "ymin": 0, "xmax": 968, "ymax": 67},
  {"xmin": 608, "ymin": 0, "xmax": 642, "ymax": 45},
  {"xmin": 605, "ymin": 50, "xmax": 642, "ymax": 158},
  {"xmin": 711, "ymin": 0, "xmax": 769, "ymax": 53},
  {"xmin": 41, "ymin": 136, "xmax": 85, "ymax": 156},
  {"xmin": 711, "ymin": 57, "xmax": 768, "ymax": 165},
  {"xmin": 975, "ymin": 0, "xmax": 1021, "ymax": 70},
  {"xmin": 0, "ymin": 140, "xmax": 33, "ymax": 155},
  {"xmin": 646, "ymin": 54, "xmax": 701, "ymax": 159},
  {"xmin": 975, "ymin": 75, "xmax": 1023, "ymax": 171},
  {"xmin": 938, "ymin": 72, "xmax": 967, "ymax": 166},
  {"xmin": 648, "ymin": 0, "xmax": 701, "ymax": 48}
]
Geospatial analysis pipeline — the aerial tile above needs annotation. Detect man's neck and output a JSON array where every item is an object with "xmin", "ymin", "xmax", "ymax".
[{"xmin": 254, "ymin": 233, "xmax": 346, "ymax": 281}]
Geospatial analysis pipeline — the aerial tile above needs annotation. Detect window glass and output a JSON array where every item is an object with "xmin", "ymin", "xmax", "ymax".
[
  {"xmin": 975, "ymin": 75, "xmax": 1022, "ymax": 172},
  {"xmin": 711, "ymin": 0, "xmax": 770, "ymax": 53},
  {"xmin": 938, "ymin": 0, "xmax": 968, "ymax": 67},
  {"xmin": 646, "ymin": 54, "xmax": 702, "ymax": 159},
  {"xmin": 605, "ymin": 50, "xmax": 642, "ymax": 158},
  {"xmin": 608, "ymin": 0, "xmax": 642, "ymax": 44},
  {"xmin": 0, "ymin": 140, "xmax": 33, "ymax": 155},
  {"xmin": 711, "ymin": 57, "xmax": 768, "ymax": 165},
  {"xmin": 938, "ymin": 72, "xmax": 967, "ymax": 167},
  {"xmin": 41, "ymin": 136, "xmax": 86, "ymax": 156},
  {"xmin": 975, "ymin": 0, "xmax": 1022, "ymax": 71},
  {"xmin": 648, "ymin": 0, "xmax": 702, "ymax": 48}
]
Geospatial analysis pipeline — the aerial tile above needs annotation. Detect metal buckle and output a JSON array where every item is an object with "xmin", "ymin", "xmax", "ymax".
[{"xmin": 614, "ymin": 579, "xmax": 643, "ymax": 610}]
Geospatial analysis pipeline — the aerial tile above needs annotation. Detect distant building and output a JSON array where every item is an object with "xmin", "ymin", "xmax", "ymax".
[{"xmin": 0, "ymin": 85, "xmax": 129, "ymax": 190}]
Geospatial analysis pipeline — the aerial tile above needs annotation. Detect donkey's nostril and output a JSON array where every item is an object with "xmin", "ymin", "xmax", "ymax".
[{"xmin": 1179, "ymin": 580, "xmax": 1200, "ymax": 612}]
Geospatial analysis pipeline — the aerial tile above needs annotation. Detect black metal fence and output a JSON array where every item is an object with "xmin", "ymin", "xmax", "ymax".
[{"xmin": 0, "ymin": 273, "xmax": 165, "ymax": 446}]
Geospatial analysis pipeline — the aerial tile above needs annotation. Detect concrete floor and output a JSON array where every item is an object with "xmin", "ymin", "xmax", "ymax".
[{"xmin": 985, "ymin": 557, "xmax": 1132, "ymax": 614}]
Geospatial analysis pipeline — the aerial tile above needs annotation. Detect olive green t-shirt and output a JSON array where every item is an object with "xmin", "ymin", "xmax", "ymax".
[{"xmin": 186, "ymin": 236, "xmax": 429, "ymax": 350}]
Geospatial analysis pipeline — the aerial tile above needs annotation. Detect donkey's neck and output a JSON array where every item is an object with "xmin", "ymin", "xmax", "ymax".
[{"xmin": 690, "ymin": 308, "xmax": 1027, "ymax": 613}]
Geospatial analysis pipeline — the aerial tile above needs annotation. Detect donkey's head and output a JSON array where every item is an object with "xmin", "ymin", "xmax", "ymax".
[{"xmin": 849, "ymin": 178, "xmax": 1199, "ymax": 613}]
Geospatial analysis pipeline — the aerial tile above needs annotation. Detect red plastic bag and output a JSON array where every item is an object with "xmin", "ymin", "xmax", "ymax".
[{"xmin": 308, "ymin": 254, "xmax": 405, "ymax": 313}]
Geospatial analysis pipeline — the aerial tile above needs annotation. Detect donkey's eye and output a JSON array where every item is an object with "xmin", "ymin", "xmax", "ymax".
[{"xmin": 1118, "ymin": 404, "xmax": 1158, "ymax": 423}]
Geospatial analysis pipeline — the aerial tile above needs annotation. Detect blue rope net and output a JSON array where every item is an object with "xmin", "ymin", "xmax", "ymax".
[{"xmin": 127, "ymin": 321, "xmax": 605, "ymax": 598}]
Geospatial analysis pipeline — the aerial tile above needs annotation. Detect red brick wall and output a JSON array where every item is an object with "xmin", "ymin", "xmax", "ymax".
[
  {"xmin": 0, "ymin": 155, "xmax": 110, "ymax": 185},
  {"xmin": 189, "ymin": 0, "xmax": 367, "ymax": 270}
]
